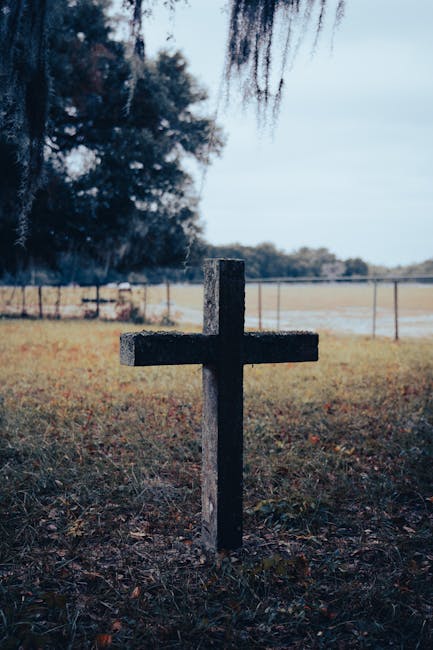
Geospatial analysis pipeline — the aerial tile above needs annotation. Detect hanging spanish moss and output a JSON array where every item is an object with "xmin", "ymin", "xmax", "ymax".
[
  {"xmin": 124, "ymin": 0, "xmax": 183, "ymax": 60},
  {"xmin": 226, "ymin": 0, "xmax": 345, "ymax": 118},
  {"xmin": 0, "ymin": 0, "xmax": 50, "ymax": 243}
]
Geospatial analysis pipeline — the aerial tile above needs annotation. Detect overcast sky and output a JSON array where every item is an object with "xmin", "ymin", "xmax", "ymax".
[{"xmin": 131, "ymin": 0, "xmax": 432, "ymax": 266}]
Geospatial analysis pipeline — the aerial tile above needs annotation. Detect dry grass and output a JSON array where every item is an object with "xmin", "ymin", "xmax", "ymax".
[{"xmin": 0, "ymin": 320, "xmax": 432, "ymax": 648}]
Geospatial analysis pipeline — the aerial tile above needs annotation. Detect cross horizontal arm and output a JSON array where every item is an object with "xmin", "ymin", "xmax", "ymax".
[
  {"xmin": 120, "ymin": 331, "xmax": 218, "ymax": 366},
  {"xmin": 243, "ymin": 331, "xmax": 318, "ymax": 364},
  {"xmin": 121, "ymin": 330, "xmax": 318, "ymax": 368}
]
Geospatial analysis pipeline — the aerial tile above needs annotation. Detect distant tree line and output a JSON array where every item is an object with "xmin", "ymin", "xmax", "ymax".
[
  {"xmin": 0, "ymin": 238, "xmax": 371, "ymax": 285},
  {"xmin": 204, "ymin": 243, "xmax": 369, "ymax": 280},
  {"xmin": 369, "ymin": 258, "xmax": 433, "ymax": 279},
  {"xmin": 3, "ymin": 233, "xmax": 431, "ymax": 285}
]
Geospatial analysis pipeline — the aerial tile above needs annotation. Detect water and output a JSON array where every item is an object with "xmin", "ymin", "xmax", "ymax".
[{"xmin": 168, "ymin": 305, "xmax": 433, "ymax": 338}]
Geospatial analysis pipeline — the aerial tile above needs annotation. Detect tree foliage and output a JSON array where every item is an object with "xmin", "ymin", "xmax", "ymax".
[
  {"xmin": 0, "ymin": 0, "xmax": 223, "ymax": 281},
  {"xmin": 203, "ymin": 242, "xmax": 368, "ymax": 279}
]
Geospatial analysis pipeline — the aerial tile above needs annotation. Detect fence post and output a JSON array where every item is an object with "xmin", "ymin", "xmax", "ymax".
[
  {"xmin": 142, "ymin": 284, "xmax": 147, "ymax": 322},
  {"xmin": 38, "ymin": 286, "xmax": 43, "ymax": 319},
  {"xmin": 258, "ymin": 281, "xmax": 262, "ymax": 330},
  {"xmin": 166, "ymin": 280, "xmax": 171, "ymax": 323},
  {"xmin": 372, "ymin": 280, "xmax": 377, "ymax": 339},
  {"xmin": 95, "ymin": 284, "xmax": 100, "ymax": 319},
  {"xmin": 21, "ymin": 285, "xmax": 27, "ymax": 317},
  {"xmin": 129, "ymin": 286, "xmax": 133, "ymax": 317},
  {"xmin": 276, "ymin": 281, "xmax": 281, "ymax": 330},
  {"xmin": 394, "ymin": 280, "xmax": 399, "ymax": 341},
  {"xmin": 55, "ymin": 285, "xmax": 61, "ymax": 319}
]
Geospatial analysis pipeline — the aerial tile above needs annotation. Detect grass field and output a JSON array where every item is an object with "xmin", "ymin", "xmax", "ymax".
[{"xmin": 1, "ymin": 320, "xmax": 432, "ymax": 648}]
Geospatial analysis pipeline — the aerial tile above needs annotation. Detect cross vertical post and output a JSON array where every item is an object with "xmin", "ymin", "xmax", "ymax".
[{"xmin": 202, "ymin": 259, "xmax": 245, "ymax": 550}]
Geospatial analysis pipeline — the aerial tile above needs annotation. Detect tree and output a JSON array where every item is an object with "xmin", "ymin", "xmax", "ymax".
[
  {"xmin": 0, "ymin": 0, "xmax": 49, "ymax": 239},
  {"xmin": 343, "ymin": 257, "xmax": 369, "ymax": 276},
  {"xmin": 0, "ymin": 0, "xmax": 344, "ymax": 229},
  {"xmin": 206, "ymin": 242, "xmax": 352, "ymax": 279},
  {"xmin": 0, "ymin": 0, "xmax": 223, "ymax": 281}
]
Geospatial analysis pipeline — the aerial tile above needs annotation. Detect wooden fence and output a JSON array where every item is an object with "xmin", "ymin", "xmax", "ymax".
[
  {"xmin": 0, "ymin": 276, "xmax": 432, "ymax": 339},
  {"xmin": 250, "ymin": 275, "xmax": 433, "ymax": 341}
]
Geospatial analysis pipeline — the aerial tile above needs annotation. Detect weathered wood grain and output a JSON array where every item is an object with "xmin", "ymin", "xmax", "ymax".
[
  {"xmin": 120, "ymin": 331, "xmax": 217, "ymax": 366},
  {"xmin": 243, "ymin": 331, "xmax": 319, "ymax": 364},
  {"xmin": 202, "ymin": 259, "xmax": 245, "ymax": 551},
  {"xmin": 121, "ymin": 330, "xmax": 318, "ymax": 368}
]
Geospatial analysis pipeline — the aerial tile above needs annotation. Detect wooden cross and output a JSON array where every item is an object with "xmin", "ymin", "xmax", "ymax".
[{"xmin": 120, "ymin": 259, "xmax": 318, "ymax": 551}]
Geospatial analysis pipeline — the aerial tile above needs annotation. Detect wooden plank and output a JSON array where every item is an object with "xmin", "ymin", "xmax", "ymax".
[
  {"xmin": 120, "ymin": 330, "xmax": 318, "ymax": 367},
  {"xmin": 202, "ymin": 259, "xmax": 245, "ymax": 551},
  {"xmin": 120, "ymin": 331, "xmax": 217, "ymax": 366},
  {"xmin": 243, "ymin": 331, "xmax": 318, "ymax": 364}
]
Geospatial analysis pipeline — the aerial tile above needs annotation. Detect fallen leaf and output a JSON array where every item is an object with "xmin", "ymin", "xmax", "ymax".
[
  {"xmin": 95, "ymin": 633, "xmax": 112, "ymax": 648},
  {"xmin": 403, "ymin": 525, "xmax": 416, "ymax": 534}
]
